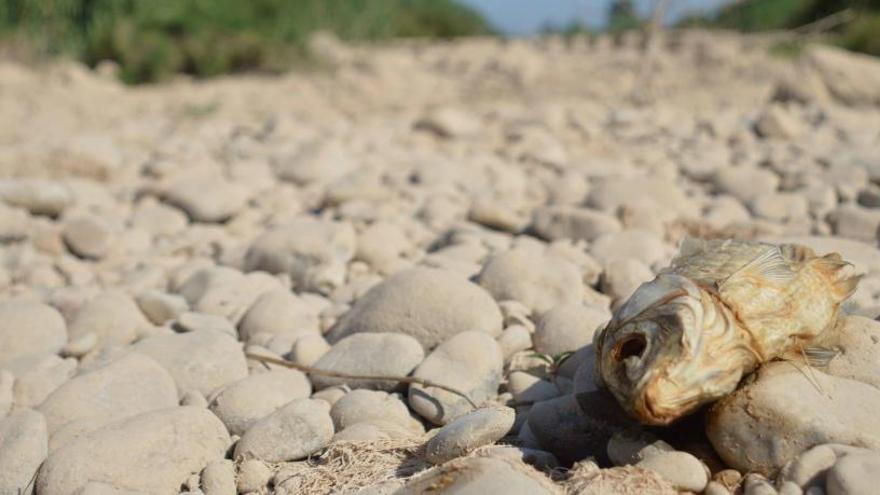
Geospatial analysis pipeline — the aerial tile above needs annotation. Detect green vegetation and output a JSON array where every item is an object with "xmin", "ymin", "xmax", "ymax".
[
  {"xmin": 680, "ymin": 0, "xmax": 880, "ymax": 56},
  {"xmin": 0, "ymin": 0, "xmax": 492, "ymax": 83}
]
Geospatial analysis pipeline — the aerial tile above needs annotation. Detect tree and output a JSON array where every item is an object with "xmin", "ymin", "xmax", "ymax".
[{"xmin": 608, "ymin": 0, "xmax": 642, "ymax": 32}]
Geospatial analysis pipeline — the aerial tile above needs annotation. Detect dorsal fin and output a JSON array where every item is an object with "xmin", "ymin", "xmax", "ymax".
[{"xmin": 719, "ymin": 246, "xmax": 798, "ymax": 289}]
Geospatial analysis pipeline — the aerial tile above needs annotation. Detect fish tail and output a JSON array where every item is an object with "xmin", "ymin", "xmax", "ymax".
[{"xmin": 812, "ymin": 253, "xmax": 861, "ymax": 301}]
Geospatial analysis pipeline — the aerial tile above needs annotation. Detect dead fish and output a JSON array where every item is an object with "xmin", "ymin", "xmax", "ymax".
[{"xmin": 594, "ymin": 238, "xmax": 860, "ymax": 426}]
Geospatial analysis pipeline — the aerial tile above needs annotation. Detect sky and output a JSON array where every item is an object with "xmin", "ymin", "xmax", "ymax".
[{"xmin": 457, "ymin": 0, "xmax": 735, "ymax": 35}]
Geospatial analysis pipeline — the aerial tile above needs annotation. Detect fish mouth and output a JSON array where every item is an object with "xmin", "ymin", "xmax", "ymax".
[{"xmin": 634, "ymin": 381, "xmax": 703, "ymax": 426}]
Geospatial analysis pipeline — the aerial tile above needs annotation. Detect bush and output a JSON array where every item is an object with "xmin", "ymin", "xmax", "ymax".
[{"xmin": 0, "ymin": 0, "xmax": 493, "ymax": 83}]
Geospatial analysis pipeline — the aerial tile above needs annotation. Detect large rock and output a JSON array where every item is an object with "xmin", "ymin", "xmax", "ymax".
[
  {"xmin": 328, "ymin": 268, "xmax": 502, "ymax": 350},
  {"xmin": 68, "ymin": 291, "xmax": 149, "ymax": 349},
  {"xmin": 311, "ymin": 333, "xmax": 424, "ymax": 390},
  {"xmin": 0, "ymin": 301, "xmax": 67, "ymax": 368},
  {"xmin": 39, "ymin": 353, "xmax": 178, "ymax": 440},
  {"xmin": 244, "ymin": 218, "xmax": 356, "ymax": 293},
  {"xmin": 707, "ymin": 361, "xmax": 880, "ymax": 474},
  {"xmin": 398, "ymin": 456, "xmax": 556, "ymax": 495},
  {"xmin": 409, "ymin": 331, "xmax": 503, "ymax": 425},
  {"xmin": 37, "ymin": 407, "xmax": 230, "ymax": 495},
  {"xmin": 478, "ymin": 249, "xmax": 584, "ymax": 314},
  {"xmin": 0, "ymin": 409, "xmax": 47, "ymax": 495},
  {"xmin": 804, "ymin": 45, "xmax": 880, "ymax": 107},
  {"xmin": 131, "ymin": 330, "xmax": 248, "ymax": 396},
  {"xmin": 209, "ymin": 369, "xmax": 311, "ymax": 436},
  {"xmin": 234, "ymin": 399, "xmax": 334, "ymax": 462}
]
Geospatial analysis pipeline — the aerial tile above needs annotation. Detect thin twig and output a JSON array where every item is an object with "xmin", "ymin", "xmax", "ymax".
[{"xmin": 245, "ymin": 353, "xmax": 478, "ymax": 409}]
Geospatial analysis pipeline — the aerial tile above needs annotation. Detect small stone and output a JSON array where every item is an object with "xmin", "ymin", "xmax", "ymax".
[
  {"xmin": 62, "ymin": 214, "xmax": 113, "ymax": 259},
  {"xmin": 273, "ymin": 140, "xmax": 357, "ymax": 186},
  {"xmin": 498, "ymin": 325, "xmax": 532, "ymax": 361},
  {"xmin": 749, "ymin": 193, "xmax": 809, "ymax": 222},
  {"xmin": 163, "ymin": 177, "xmax": 250, "ymax": 223},
  {"xmin": 589, "ymin": 229, "xmax": 670, "ymax": 268},
  {"xmin": 480, "ymin": 445, "xmax": 559, "ymax": 470},
  {"xmin": 606, "ymin": 430, "xmax": 674, "ymax": 466},
  {"xmin": 827, "ymin": 204, "xmax": 880, "ymax": 243},
  {"xmin": 636, "ymin": 450, "xmax": 709, "ymax": 493},
  {"xmin": 600, "ymin": 258, "xmax": 654, "ymax": 306},
  {"xmin": 754, "ymin": 105, "xmax": 803, "ymax": 139},
  {"xmin": 0, "ymin": 371, "xmax": 12, "ymax": 419},
  {"xmin": 426, "ymin": 406, "xmax": 515, "ymax": 464},
  {"xmin": 331, "ymin": 389, "xmax": 424, "ymax": 437},
  {"xmin": 311, "ymin": 333, "xmax": 424, "ymax": 391},
  {"xmin": 236, "ymin": 459, "xmax": 273, "ymax": 494},
  {"xmin": 705, "ymin": 481, "xmax": 733, "ymax": 495},
  {"xmin": 180, "ymin": 390, "xmax": 208, "ymax": 408},
  {"xmin": 234, "ymin": 399, "xmax": 334, "ymax": 462},
  {"xmin": 136, "ymin": 291, "xmax": 189, "ymax": 325},
  {"xmin": 531, "ymin": 206, "xmax": 621, "ymax": 242},
  {"xmin": 176, "ymin": 312, "xmax": 237, "ymax": 337},
  {"xmin": 244, "ymin": 218, "xmax": 355, "ymax": 293},
  {"xmin": 131, "ymin": 329, "xmax": 248, "ymax": 396},
  {"xmin": 409, "ymin": 331, "xmax": 503, "ymax": 425},
  {"xmin": 312, "ymin": 386, "xmax": 349, "ymax": 408},
  {"xmin": 0, "ymin": 179, "xmax": 73, "ymax": 216},
  {"xmin": 192, "ymin": 271, "xmax": 282, "ymax": 326},
  {"xmin": 61, "ymin": 332, "xmax": 97, "ymax": 358},
  {"xmin": 778, "ymin": 481, "xmax": 804, "ymax": 495},
  {"xmin": 479, "ymin": 248, "xmax": 585, "ymax": 314},
  {"xmin": 714, "ymin": 166, "xmax": 780, "ymax": 203},
  {"xmin": 399, "ymin": 456, "xmax": 556, "ymax": 494},
  {"xmin": 742, "ymin": 473, "xmax": 777, "ymax": 495},
  {"xmin": 209, "ymin": 369, "xmax": 311, "ymax": 436},
  {"xmin": 507, "ymin": 371, "xmax": 561, "ymax": 404},
  {"xmin": 130, "ymin": 201, "xmax": 188, "ymax": 236},
  {"xmin": 0, "ymin": 300, "xmax": 67, "ymax": 368},
  {"xmin": 329, "ymin": 268, "xmax": 502, "ymax": 350},
  {"xmin": 12, "ymin": 355, "xmax": 77, "ymax": 408},
  {"xmin": 287, "ymin": 333, "xmax": 329, "ymax": 367},
  {"xmin": 37, "ymin": 407, "xmax": 230, "ymax": 494},
  {"xmin": 69, "ymin": 291, "xmax": 149, "ymax": 348},
  {"xmin": 826, "ymin": 452, "xmax": 880, "ymax": 495},
  {"xmin": 201, "ymin": 459, "xmax": 236, "ymax": 495},
  {"xmin": 238, "ymin": 289, "xmax": 321, "ymax": 343},
  {"xmin": 707, "ymin": 362, "xmax": 880, "ymax": 474},
  {"xmin": 415, "ymin": 107, "xmax": 482, "ymax": 139},
  {"xmin": 0, "ymin": 409, "xmax": 47, "ymax": 495},
  {"xmin": 533, "ymin": 303, "xmax": 607, "ymax": 357},
  {"xmin": 564, "ymin": 462, "xmax": 677, "ymax": 495}
]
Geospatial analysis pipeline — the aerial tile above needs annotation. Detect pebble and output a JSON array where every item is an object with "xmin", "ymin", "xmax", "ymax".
[
  {"xmin": 497, "ymin": 325, "xmax": 532, "ymax": 361},
  {"xmin": 0, "ymin": 179, "xmax": 73, "ymax": 216},
  {"xmin": 0, "ymin": 300, "xmax": 67, "ymax": 368},
  {"xmin": 201, "ymin": 459, "xmax": 236, "ymax": 495},
  {"xmin": 707, "ymin": 361, "xmax": 880, "ymax": 474},
  {"xmin": 589, "ymin": 229, "xmax": 670, "ymax": 268},
  {"xmin": 209, "ymin": 369, "xmax": 311, "ymax": 435},
  {"xmin": 409, "ymin": 331, "xmax": 503, "ymax": 425},
  {"xmin": 426, "ymin": 406, "xmax": 515, "ymax": 464},
  {"xmin": 742, "ymin": 473, "xmax": 777, "ymax": 495},
  {"xmin": 136, "ymin": 290, "xmax": 189, "ymax": 325},
  {"xmin": 330, "ymin": 389, "xmax": 424, "ymax": 438},
  {"xmin": 606, "ymin": 430, "xmax": 674, "ymax": 466},
  {"xmin": 399, "ymin": 456, "xmax": 556, "ymax": 494},
  {"xmin": 329, "ymin": 268, "xmax": 502, "ymax": 350},
  {"xmin": 779, "ymin": 443, "xmax": 873, "ymax": 490},
  {"xmin": 415, "ymin": 107, "xmax": 482, "ymax": 139},
  {"xmin": 244, "ymin": 218, "xmax": 356, "ymax": 293},
  {"xmin": 37, "ymin": 406, "xmax": 230, "ymax": 494},
  {"xmin": 507, "ymin": 371, "xmax": 561, "ymax": 404},
  {"xmin": 600, "ymin": 257, "xmax": 654, "ymax": 306},
  {"xmin": 68, "ymin": 291, "xmax": 150, "ymax": 348},
  {"xmin": 238, "ymin": 289, "xmax": 321, "ymax": 343},
  {"xmin": 533, "ymin": 303, "xmax": 607, "ymax": 357},
  {"xmin": 531, "ymin": 206, "xmax": 621, "ymax": 242},
  {"xmin": 310, "ymin": 333, "xmax": 424, "ymax": 390},
  {"xmin": 714, "ymin": 166, "xmax": 780, "ymax": 203},
  {"xmin": 827, "ymin": 204, "xmax": 880, "ymax": 242},
  {"xmin": 826, "ymin": 451, "xmax": 880, "ymax": 495},
  {"xmin": 478, "ymin": 248, "xmax": 585, "ymax": 314},
  {"xmin": 273, "ymin": 140, "xmax": 357, "ymax": 185},
  {"xmin": 11, "ymin": 354, "xmax": 77, "ymax": 408},
  {"xmin": 234, "ymin": 399, "xmax": 334, "ymax": 462},
  {"xmin": 236, "ymin": 459, "xmax": 273, "ymax": 494},
  {"xmin": 62, "ymin": 213, "xmax": 113, "ymax": 259},
  {"xmin": 0, "ymin": 409, "xmax": 48, "ymax": 495},
  {"xmin": 176, "ymin": 311, "xmax": 237, "ymax": 337},
  {"xmin": 0, "ymin": 371, "xmax": 12, "ymax": 418},
  {"xmin": 636, "ymin": 450, "xmax": 709, "ymax": 492},
  {"xmin": 131, "ymin": 329, "xmax": 248, "ymax": 396},
  {"xmin": 163, "ymin": 177, "xmax": 250, "ymax": 223}
]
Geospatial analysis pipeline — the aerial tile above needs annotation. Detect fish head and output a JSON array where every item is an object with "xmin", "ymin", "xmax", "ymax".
[{"xmin": 595, "ymin": 273, "xmax": 745, "ymax": 425}]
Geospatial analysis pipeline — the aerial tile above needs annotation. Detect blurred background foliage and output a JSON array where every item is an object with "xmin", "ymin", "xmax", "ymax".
[
  {"xmin": 0, "ymin": 0, "xmax": 492, "ymax": 83},
  {"xmin": 0, "ymin": 0, "xmax": 877, "ymax": 84}
]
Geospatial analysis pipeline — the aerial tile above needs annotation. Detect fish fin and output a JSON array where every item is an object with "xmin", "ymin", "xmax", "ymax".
[
  {"xmin": 677, "ymin": 237, "xmax": 706, "ymax": 258},
  {"xmin": 811, "ymin": 253, "xmax": 861, "ymax": 300},
  {"xmin": 802, "ymin": 345, "xmax": 840, "ymax": 368},
  {"xmin": 720, "ymin": 246, "xmax": 798, "ymax": 288}
]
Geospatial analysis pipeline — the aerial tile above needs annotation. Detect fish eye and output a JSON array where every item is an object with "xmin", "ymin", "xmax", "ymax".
[{"xmin": 614, "ymin": 333, "xmax": 647, "ymax": 361}]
